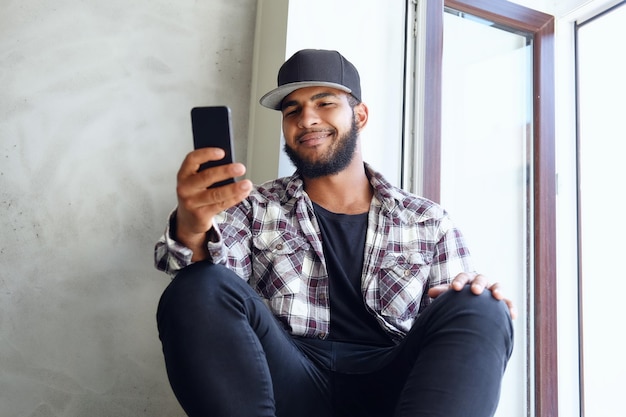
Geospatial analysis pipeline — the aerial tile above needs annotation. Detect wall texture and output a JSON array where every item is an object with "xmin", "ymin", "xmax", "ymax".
[{"xmin": 0, "ymin": 1, "xmax": 256, "ymax": 415}]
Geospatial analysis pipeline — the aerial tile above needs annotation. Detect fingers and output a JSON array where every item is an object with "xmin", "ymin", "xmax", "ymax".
[
  {"xmin": 178, "ymin": 148, "xmax": 246, "ymax": 191},
  {"xmin": 450, "ymin": 272, "xmax": 491, "ymax": 295},
  {"xmin": 448, "ymin": 272, "xmax": 517, "ymax": 319},
  {"xmin": 178, "ymin": 179, "xmax": 252, "ymax": 224},
  {"xmin": 487, "ymin": 282, "xmax": 504, "ymax": 300},
  {"xmin": 201, "ymin": 180, "xmax": 253, "ymax": 213},
  {"xmin": 176, "ymin": 149, "xmax": 253, "ymax": 236},
  {"xmin": 427, "ymin": 284, "xmax": 450, "ymax": 299},
  {"xmin": 449, "ymin": 272, "xmax": 474, "ymax": 291},
  {"xmin": 178, "ymin": 171, "xmax": 250, "ymax": 208},
  {"xmin": 504, "ymin": 298, "xmax": 518, "ymax": 320},
  {"xmin": 470, "ymin": 273, "xmax": 491, "ymax": 295},
  {"xmin": 429, "ymin": 272, "xmax": 476, "ymax": 299},
  {"xmin": 178, "ymin": 148, "xmax": 225, "ymax": 178}
]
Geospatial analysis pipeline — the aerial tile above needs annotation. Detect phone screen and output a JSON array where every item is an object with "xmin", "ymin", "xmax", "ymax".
[{"xmin": 191, "ymin": 106, "xmax": 236, "ymax": 187}]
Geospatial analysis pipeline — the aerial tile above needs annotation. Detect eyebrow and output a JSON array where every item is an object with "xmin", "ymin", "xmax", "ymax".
[{"xmin": 280, "ymin": 91, "xmax": 340, "ymax": 111}]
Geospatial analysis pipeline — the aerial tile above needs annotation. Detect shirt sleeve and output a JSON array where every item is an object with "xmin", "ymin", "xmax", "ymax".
[
  {"xmin": 417, "ymin": 215, "xmax": 475, "ymax": 312},
  {"xmin": 429, "ymin": 213, "xmax": 475, "ymax": 287},
  {"xmin": 209, "ymin": 202, "xmax": 254, "ymax": 280},
  {"xmin": 154, "ymin": 202, "xmax": 256, "ymax": 277},
  {"xmin": 425, "ymin": 214, "xmax": 474, "ymax": 291},
  {"xmin": 154, "ymin": 210, "xmax": 194, "ymax": 276}
]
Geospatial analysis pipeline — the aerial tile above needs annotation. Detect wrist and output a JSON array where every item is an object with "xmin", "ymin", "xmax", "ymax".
[{"xmin": 172, "ymin": 210, "xmax": 211, "ymax": 261}]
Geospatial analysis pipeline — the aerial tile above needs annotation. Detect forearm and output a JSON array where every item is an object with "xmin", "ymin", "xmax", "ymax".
[
  {"xmin": 175, "ymin": 228, "xmax": 210, "ymax": 262},
  {"xmin": 171, "ymin": 208, "xmax": 215, "ymax": 262}
]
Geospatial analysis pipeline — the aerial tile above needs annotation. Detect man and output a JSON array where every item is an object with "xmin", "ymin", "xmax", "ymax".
[{"xmin": 155, "ymin": 49, "xmax": 514, "ymax": 417}]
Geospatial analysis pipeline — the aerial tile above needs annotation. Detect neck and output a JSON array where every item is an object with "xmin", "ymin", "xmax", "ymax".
[{"xmin": 303, "ymin": 158, "xmax": 372, "ymax": 214}]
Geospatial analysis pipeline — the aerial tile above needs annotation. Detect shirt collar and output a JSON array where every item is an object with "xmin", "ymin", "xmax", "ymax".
[{"xmin": 279, "ymin": 163, "xmax": 402, "ymax": 211}]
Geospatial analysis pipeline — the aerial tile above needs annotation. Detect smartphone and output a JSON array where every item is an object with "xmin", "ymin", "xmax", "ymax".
[{"xmin": 191, "ymin": 106, "xmax": 236, "ymax": 187}]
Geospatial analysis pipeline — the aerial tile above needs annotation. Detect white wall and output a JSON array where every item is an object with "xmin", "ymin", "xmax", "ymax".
[{"xmin": 0, "ymin": 1, "xmax": 256, "ymax": 415}]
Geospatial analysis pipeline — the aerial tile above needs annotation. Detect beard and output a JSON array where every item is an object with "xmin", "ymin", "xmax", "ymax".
[{"xmin": 283, "ymin": 117, "xmax": 359, "ymax": 179}]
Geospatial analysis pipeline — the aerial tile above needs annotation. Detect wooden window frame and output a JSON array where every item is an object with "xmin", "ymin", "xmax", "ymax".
[{"xmin": 421, "ymin": 1, "xmax": 557, "ymax": 415}]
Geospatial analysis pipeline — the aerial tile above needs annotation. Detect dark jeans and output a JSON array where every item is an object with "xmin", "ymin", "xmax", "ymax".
[{"xmin": 157, "ymin": 262, "xmax": 513, "ymax": 417}]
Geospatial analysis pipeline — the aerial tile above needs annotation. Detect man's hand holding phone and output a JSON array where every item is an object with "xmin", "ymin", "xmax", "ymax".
[{"xmin": 174, "ymin": 107, "xmax": 253, "ymax": 261}]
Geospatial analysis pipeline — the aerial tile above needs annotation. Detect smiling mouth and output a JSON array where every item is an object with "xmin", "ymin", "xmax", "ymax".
[{"xmin": 297, "ymin": 129, "xmax": 334, "ymax": 144}]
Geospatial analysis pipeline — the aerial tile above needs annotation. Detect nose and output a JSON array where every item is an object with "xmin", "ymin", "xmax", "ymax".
[{"xmin": 297, "ymin": 106, "xmax": 320, "ymax": 128}]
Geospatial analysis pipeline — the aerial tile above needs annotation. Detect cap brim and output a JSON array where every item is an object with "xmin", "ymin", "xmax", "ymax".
[{"xmin": 259, "ymin": 81, "xmax": 352, "ymax": 110}]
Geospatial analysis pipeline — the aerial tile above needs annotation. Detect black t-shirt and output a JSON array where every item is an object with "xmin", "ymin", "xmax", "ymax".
[{"xmin": 313, "ymin": 203, "xmax": 393, "ymax": 347}]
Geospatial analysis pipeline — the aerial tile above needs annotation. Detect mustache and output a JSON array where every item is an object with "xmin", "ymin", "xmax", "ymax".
[{"xmin": 295, "ymin": 128, "xmax": 335, "ymax": 142}]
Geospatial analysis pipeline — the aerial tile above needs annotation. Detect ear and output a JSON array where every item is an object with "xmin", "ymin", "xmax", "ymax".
[{"xmin": 353, "ymin": 102, "xmax": 369, "ymax": 130}]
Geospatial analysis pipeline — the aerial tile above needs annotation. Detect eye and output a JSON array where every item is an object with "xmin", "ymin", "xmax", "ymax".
[{"xmin": 283, "ymin": 108, "xmax": 299, "ymax": 117}]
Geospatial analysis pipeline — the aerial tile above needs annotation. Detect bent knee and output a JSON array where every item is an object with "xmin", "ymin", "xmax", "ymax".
[
  {"xmin": 170, "ymin": 263, "xmax": 243, "ymax": 295},
  {"xmin": 437, "ymin": 285, "xmax": 512, "ymax": 332},
  {"xmin": 157, "ymin": 263, "xmax": 245, "ymax": 319}
]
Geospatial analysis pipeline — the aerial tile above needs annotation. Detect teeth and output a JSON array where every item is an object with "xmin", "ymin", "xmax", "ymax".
[{"xmin": 300, "ymin": 131, "xmax": 331, "ymax": 142}]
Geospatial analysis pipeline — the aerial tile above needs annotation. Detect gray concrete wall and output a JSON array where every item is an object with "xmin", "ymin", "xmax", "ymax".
[{"xmin": 0, "ymin": 1, "xmax": 256, "ymax": 415}]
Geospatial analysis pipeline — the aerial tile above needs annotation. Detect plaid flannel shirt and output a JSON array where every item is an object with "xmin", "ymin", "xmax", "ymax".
[{"xmin": 154, "ymin": 164, "xmax": 474, "ymax": 340}]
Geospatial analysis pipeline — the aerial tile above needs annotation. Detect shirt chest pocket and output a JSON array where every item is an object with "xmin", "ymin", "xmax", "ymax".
[
  {"xmin": 378, "ymin": 251, "xmax": 432, "ymax": 321},
  {"xmin": 251, "ymin": 231, "xmax": 311, "ymax": 299}
]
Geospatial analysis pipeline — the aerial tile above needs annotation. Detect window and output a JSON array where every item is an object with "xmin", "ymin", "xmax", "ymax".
[
  {"xmin": 441, "ymin": 9, "xmax": 533, "ymax": 416},
  {"xmin": 576, "ymin": 2, "xmax": 626, "ymax": 415},
  {"xmin": 406, "ymin": 0, "xmax": 556, "ymax": 415}
]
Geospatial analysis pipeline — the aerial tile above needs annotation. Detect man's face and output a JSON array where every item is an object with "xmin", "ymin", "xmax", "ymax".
[{"xmin": 280, "ymin": 86, "xmax": 361, "ymax": 178}]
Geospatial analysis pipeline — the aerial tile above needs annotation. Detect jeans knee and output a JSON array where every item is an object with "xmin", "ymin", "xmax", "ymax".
[
  {"xmin": 465, "ymin": 286, "xmax": 513, "ymax": 352},
  {"xmin": 157, "ymin": 263, "xmax": 244, "ymax": 326},
  {"xmin": 434, "ymin": 286, "xmax": 514, "ymax": 350},
  {"xmin": 447, "ymin": 285, "xmax": 510, "ymax": 319},
  {"xmin": 170, "ymin": 262, "xmax": 242, "ymax": 298}
]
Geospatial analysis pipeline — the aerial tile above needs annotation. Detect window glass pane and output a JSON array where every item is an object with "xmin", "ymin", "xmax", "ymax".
[
  {"xmin": 441, "ymin": 10, "xmax": 533, "ymax": 416},
  {"xmin": 577, "ymin": 4, "xmax": 626, "ymax": 416}
]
